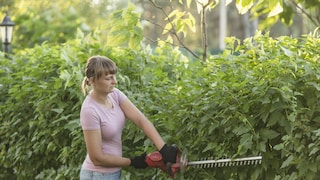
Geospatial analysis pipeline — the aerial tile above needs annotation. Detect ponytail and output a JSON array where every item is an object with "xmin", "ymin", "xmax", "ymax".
[{"xmin": 81, "ymin": 77, "xmax": 88, "ymax": 95}]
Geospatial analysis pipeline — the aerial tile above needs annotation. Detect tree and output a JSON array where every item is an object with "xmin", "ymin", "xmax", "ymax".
[
  {"xmin": 135, "ymin": 0, "xmax": 320, "ymax": 62},
  {"xmin": 5, "ymin": 0, "xmax": 129, "ymax": 51},
  {"xmin": 4, "ymin": 0, "xmax": 320, "ymax": 58}
]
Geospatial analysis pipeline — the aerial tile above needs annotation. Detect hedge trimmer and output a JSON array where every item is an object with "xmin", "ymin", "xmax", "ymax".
[{"xmin": 145, "ymin": 147, "xmax": 262, "ymax": 178}]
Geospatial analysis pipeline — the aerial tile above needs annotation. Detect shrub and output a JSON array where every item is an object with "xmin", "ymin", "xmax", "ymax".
[{"xmin": 0, "ymin": 14, "xmax": 319, "ymax": 180}]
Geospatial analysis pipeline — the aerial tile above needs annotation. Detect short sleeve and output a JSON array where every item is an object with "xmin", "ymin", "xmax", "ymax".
[
  {"xmin": 80, "ymin": 107, "xmax": 100, "ymax": 130},
  {"xmin": 110, "ymin": 88, "xmax": 128, "ymax": 105}
]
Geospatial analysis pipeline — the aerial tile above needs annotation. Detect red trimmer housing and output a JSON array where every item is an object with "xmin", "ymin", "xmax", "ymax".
[{"xmin": 145, "ymin": 149, "xmax": 182, "ymax": 178}]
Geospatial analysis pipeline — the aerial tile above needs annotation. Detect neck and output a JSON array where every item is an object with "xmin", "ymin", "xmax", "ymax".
[{"xmin": 90, "ymin": 91, "xmax": 113, "ymax": 108}]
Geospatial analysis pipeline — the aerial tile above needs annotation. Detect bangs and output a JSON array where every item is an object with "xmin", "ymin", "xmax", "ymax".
[{"xmin": 93, "ymin": 56, "xmax": 117, "ymax": 79}]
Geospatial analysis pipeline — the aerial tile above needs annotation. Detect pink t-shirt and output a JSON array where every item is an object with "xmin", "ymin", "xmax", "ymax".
[{"xmin": 80, "ymin": 88, "xmax": 127, "ymax": 173}]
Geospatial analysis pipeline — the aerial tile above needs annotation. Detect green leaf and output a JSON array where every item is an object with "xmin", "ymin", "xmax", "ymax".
[
  {"xmin": 309, "ymin": 146, "xmax": 319, "ymax": 156},
  {"xmin": 280, "ymin": 155, "xmax": 294, "ymax": 168},
  {"xmin": 268, "ymin": 0, "xmax": 283, "ymax": 17},
  {"xmin": 273, "ymin": 143, "xmax": 284, "ymax": 150},
  {"xmin": 260, "ymin": 128, "xmax": 280, "ymax": 140},
  {"xmin": 107, "ymin": 31, "xmax": 130, "ymax": 46},
  {"xmin": 280, "ymin": 45, "xmax": 294, "ymax": 57},
  {"xmin": 267, "ymin": 111, "xmax": 283, "ymax": 127},
  {"xmin": 235, "ymin": 0, "xmax": 254, "ymax": 14},
  {"xmin": 163, "ymin": 23, "xmax": 173, "ymax": 35}
]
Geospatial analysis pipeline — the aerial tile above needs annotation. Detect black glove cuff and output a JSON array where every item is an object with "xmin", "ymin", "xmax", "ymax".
[
  {"xmin": 159, "ymin": 144, "xmax": 168, "ymax": 154},
  {"xmin": 159, "ymin": 144, "xmax": 177, "ymax": 163},
  {"xmin": 130, "ymin": 152, "xmax": 148, "ymax": 169}
]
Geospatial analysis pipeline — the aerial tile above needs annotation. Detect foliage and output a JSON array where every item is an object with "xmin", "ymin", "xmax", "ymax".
[
  {"xmin": 2, "ymin": 0, "xmax": 319, "ymax": 60},
  {"xmin": 4, "ymin": 0, "xmax": 127, "ymax": 51},
  {"xmin": 102, "ymin": 2, "xmax": 143, "ymax": 49},
  {"xmin": 140, "ymin": 30, "xmax": 320, "ymax": 179},
  {"xmin": 233, "ymin": 0, "xmax": 320, "ymax": 29},
  {"xmin": 1, "ymin": 5, "xmax": 320, "ymax": 180},
  {"xmin": 11, "ymin": 1, "xmax": 90, "ymax": 50},
  {"xmin": 0, "ymin": 30, "xmax": 106, "ymax": 179}
]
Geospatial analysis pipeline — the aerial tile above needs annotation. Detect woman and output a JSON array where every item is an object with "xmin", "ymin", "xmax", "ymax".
[{"xmin": 80, "ymin": 55, "xmax": 177, "ymax": 179}]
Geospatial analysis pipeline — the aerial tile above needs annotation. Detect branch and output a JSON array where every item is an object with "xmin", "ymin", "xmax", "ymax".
[
  {"xmin": 144, "ymin": 35, "xmax": 195, "ymax": 54},
  {"xmin": 142, "ymin": 18, "xmax": 199, "ymax": 58},
  {"xmin": 148, "ymin": 0, "xmax": 199, "ymax": 59},
  {"xmin": 290, "ymin": 0, "xmax": 319, "ymax": 27},
  {"xmin": 198, "ymin": 0, "xmax": 212, "ymax": 63},
  {"xmin": 201, "ymin": 7, "xmax": 207, "ymax": 63}
]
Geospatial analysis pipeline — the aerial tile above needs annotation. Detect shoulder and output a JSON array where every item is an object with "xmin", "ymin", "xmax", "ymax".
[
  {"xmin": 109, "ymin": 88, "xmax": 127, "ymax": 103},
  {"xmin": 112, "ymin": 88, "xmax": 124, "ymax": 95},
  {"xmin": 80, "ymin": 96, "xmax": 100, "ymax": 119},
  {"xmin": 81, "ymin": 95, "xmax": 96, "ymax": 109},
  {"xmin": 81, "ymin": 96, "xmax": 97, "ymax": 116},
  {"xmin": 80, "ymin": 97, "xmax": 100, "ymax": 130}
]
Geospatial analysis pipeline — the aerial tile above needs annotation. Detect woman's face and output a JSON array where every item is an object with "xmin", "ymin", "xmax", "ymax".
[{"xmin": 90, "ymin": 73, "xmax": 117, "ymax": 95}]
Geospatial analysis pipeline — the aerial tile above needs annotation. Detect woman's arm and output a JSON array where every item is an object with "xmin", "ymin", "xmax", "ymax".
[
  {"xmin": 120, "ymin": 98, "xmax": 165, "ymax": 150},
  {"xmin": 82, "ymin": 129, "xmax": 131, "ymax": 167}
]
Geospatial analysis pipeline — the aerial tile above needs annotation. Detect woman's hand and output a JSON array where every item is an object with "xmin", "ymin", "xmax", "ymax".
[
  {"xmin": 130, "ymin": 152, "xmax": 148, "ymax": 169},
  {"xmin": 159, "ymin": 144, "xmax": 178, "ymax": 163}
]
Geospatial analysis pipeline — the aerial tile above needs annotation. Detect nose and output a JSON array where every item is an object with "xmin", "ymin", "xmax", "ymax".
[{"xmin": 112, "ymin": 77, "xmax": 117, "ymax": 84}]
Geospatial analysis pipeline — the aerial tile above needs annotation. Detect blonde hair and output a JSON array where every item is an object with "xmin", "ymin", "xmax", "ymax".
[{"xmin": 81, "ymin": 56, "xmax": 117, "ymax": 95}]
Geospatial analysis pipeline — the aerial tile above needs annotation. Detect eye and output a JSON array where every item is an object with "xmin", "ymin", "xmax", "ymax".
[
  {"xmin": 105, "ymin": 74, "xmax": 117, "ymax": 81},
  {"xmin": 105, "ymin": 75, "xmax": 115, "ymax": 80}
]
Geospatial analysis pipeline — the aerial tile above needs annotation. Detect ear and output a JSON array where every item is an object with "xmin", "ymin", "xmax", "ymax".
[{"xmin": 88, "ymin": 77, "xmax": 95, "ymax": 85}]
